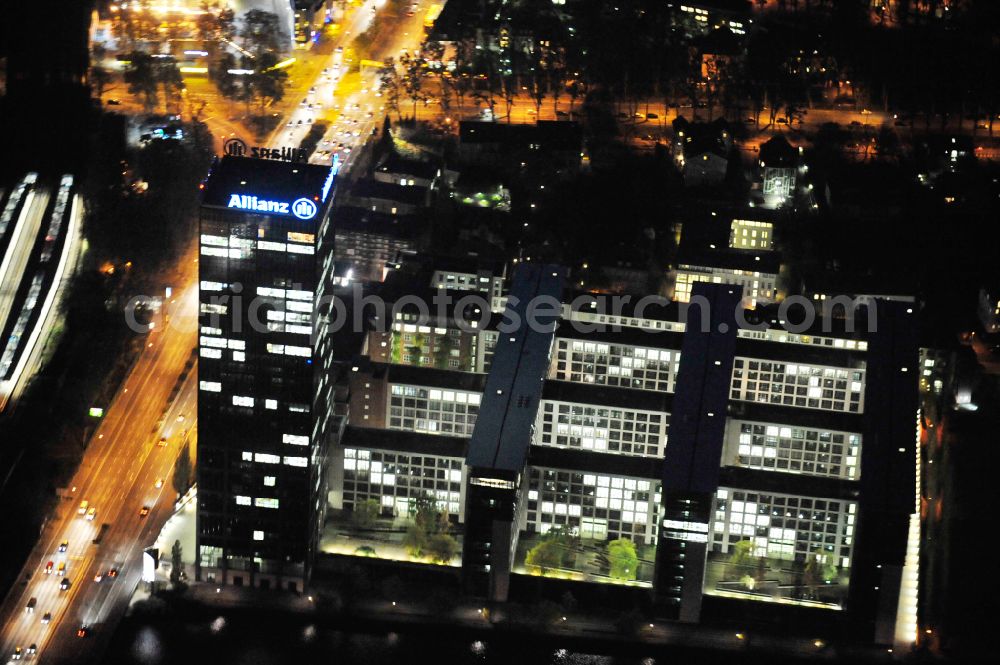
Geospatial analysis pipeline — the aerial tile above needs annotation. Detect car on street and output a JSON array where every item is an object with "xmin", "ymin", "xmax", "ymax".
[
  {"xmin": 41, "ymin": 612, "xmax": 51, "ymax": 624},
  {"xmin": 155, "ymin": 478, "xmax": 164, "ymax": 488},
  {"xmin": 95, "ymin": 572, "xmax": 104, "ymax": 583},
  {"xmin": 107, "ymin": 99, "xmax": 121, "ymax": 105},
  {"xmin": 107, "ymin": 568, "xmax": 119, "ymax": 578},
  {"xmin": 26, "ymin": 597, "xmax": 36, "ymax": 613},
  {"xmin": 647, "ymin": 113, "xmax": 659, "ymax": 119},
  {"xmin": 57, "ymin": 562, "xmax": 66, "ymax": 576},
  {"xmin": 77, "ymin": 626, "xmax": 89, "ymax": 638},
  {"xmin": 78, "ymin": 500, "xmax": 89, "ymax": 515},
  {"xmin": 44, "ymin": 560, "xmax": 53, "ymax": 574},
  {"xmin": 139, "ymin": 506, "xmax": 151, "ymax": 518},
  {"xmin": 158, "ymin": 437, "xmax": 168, "ymax": 447},
  {"xmin": 27, "ymin": 645, "xmax": 37, "ymax": 656},
  {"xmin": 59, "ymin": 578, "xmax": 71, "ymax": 591},
  {"xmin": 59, "ymin": 540, "xmax": 68, "ymax": 552},
  {"xmin": 86, "ymin": 507, "xmax": 97, "ymax": 521},
  {"xmin": 11, "ymin": 646, "xmax": 22, "ymax": 660}
]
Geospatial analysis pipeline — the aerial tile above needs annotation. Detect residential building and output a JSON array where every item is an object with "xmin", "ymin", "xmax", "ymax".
[
  {"xmin": 350, "ymin": 179, "xmax": 430, "ymax": 216},
  {"xmin": 977, "ymin": 285, "xmax": 1000, "ymax": 334},
  {"xmin": 755, "ymin": 134, "xmax": 802, "ymax": 209},
  {"xmin": 373, "ymin": 151, "xmax": 442, "ymax": 189},
  {"xmin": 669, "ymin": 0, "xmax": 752, "ymax": 37},
  {"xmin": 331, "ymin": 206, "xmax": 425, "ymax": 282},
  {"xmin": 674, "ymin": 254, "xmax": 780, "ymax": 308},
  {"xmin": 672, "ymin": 117, "xmax": 732, "ymax": 186}
]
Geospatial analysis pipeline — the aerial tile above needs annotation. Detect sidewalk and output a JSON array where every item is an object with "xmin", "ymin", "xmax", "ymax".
[{"xmin": 137, "ymin": 571, "xmax": 901, "ymax": 664}]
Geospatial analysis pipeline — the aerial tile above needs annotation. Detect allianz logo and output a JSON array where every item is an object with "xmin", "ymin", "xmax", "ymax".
[{"xmin": 227, "ymin": 194, "xmax": 318, "ymax": 220}]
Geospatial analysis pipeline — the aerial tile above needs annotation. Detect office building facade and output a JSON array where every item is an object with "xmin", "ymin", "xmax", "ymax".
[{"xmin": 196, "ymin": 156, "xmax": 336, "ymax": 591}]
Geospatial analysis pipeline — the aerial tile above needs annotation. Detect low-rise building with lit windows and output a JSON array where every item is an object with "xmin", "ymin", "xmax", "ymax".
[
  {"xmin": 674, "ymin": 255, "xmax": 780, "ymax": 308},
  {"xmin": 729, "ymin": 217, "xmax": 774, "ymax": 251}
]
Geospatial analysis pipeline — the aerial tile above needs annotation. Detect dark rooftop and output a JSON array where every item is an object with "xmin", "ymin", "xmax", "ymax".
[
  {"xmin": 360, "ymin": 360, "xmax": 488, "ymax": 393},
  {"xmin": 542, "ymin": 379, "xmax": 673, "ymax": 413},
  {"xmin": 332, "ymin": 205, "xmax": 426, "ymax": 239},
  {"xmin": 467, "ymin": 264, "xmax": 566, "ymax": 472},
  {"xmin": 459, "ymin": 121, "xmax": 583, "ymax": 151},
  {"xmin": 673, "ymin": 117, "xmax": 731, "ymax": 159},
  {"xmin": 352, "ymin": 179, "xmax": 429, "ymax": 206},
  {"xmin": 375, "ymin": 151, "xmax": 441, "ymax": 181},
  {"xmin": 760, "ymin": 134, "xmax": 800, "ymax": 168},
  {"xmin": 341, "ymin": 425, "xmax": 468, "ymax": 459}
]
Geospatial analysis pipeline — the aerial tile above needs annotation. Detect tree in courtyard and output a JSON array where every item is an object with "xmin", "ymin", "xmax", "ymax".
[
  {"xmin": 351, "ymin": 498, "xmax": 380, "ymax": 529},
  {"xmin": 157, "ymin": 58, "xmax": 186, "ymax": 114},
  {"xmin": 90, "ymin": 65, "xmax": 111, "ymax": 100},
  {"xmin": 240, "ymin": 9, "xmax": 283, "ymax": 57},
  {"xmin": 218, "ymin": 5, "xmax": 236, "ymax": 41},
  {"xmin": 449, "ymin": 37, "xmax": 476, "ymax": 112},
  {"xmin": 172, "ymin": 443, "xmax": 193, "ymax": 497},
  {"xmin": 402, "ymin": 521, "xmax": 428, "ymax": 556},
  {"xmin": 210, "ymin": 52, "xmax": 244, "ymax": 110},
  {"xmin": 124, "ymin": 51, "xmax": 160, "ymax": 112},
  {"xmin": 427, "ymin": 532, "xmax": 460, "ymax": 564},
  {"xmin": 169, "ymin": 539, "xmax": 185, "ymax": 588},
  {"xmin": 400, "ymin": 52, "xmax": 428, "ymax": 118},
  {"xmin": 525, "ymin": 526, "xmax": 576, "ymax": 574},
  {"xmin": 379, "ymin": 59, "xmax": 403, "ymax": 121},
  {"xmin": 804, "ymin": 548, "xmax": 839, "ymax": 587},
  {"xmin": 246, "ymin": 51, "xmax": 289, "ymax": 117},
  {"xmin": 727, "ymin": 539, "xmax": 755, "ymax": 573},
  {"xmin": 403, "ymin": 495, "xmax": 454, "ymax": 561},
  {"xmin": 196, "ymin": 1, "xmax": 221, "ymax": 42},
  {"xmin": 471, "ymin": 49, "xmax": 501, "ymax": 121},
  {"xmin": 525, "ymin": 538, "xmax": 563, "ymax": 574},
  {"xmin": 607, "ymin": 538, "xmax": 638, "ymax": 581}
]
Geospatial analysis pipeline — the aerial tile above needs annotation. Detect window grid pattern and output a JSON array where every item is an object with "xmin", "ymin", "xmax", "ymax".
[
  {"xmin": 729, "ymin": 219, "xmax": 774, "ymax": 250},
  {"xmin": 712, "ymin": 488, "xmax": 856, "ymax": 568},
  {"xmin": 675, "ymin": 268, "xmax": 776, "ymax": 308},
  {"xmin": 551, "ymin": 339, "xmax": 679, "ymax": 393},
  {"xmin": 388, "ymin": 385, "xmax": 481, "ymax": 437},
  {"xmin": 730, "ymin": 357, "xmax": 865, "ymax": 413},
  {"xmin": 727, "ymin": 420, "xmax": 861, "ymax": 480},
  {"xmin": 535, "ymin": 400, "xmax": 669, "ymax": 458},
  {"xmin": 342, "ymin": 448, "xmax": 463, "ymax": 516},
  {"xmin": 526, "ymin": 467, "xmax": 662, "ymax": 546}
]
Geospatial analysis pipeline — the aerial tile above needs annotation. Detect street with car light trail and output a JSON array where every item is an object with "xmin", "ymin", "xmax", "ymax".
[
  {"xmin": 0, "ymin": 3, "xmax": 434, "ymax": 662},
  {"xmin": 0, "ymin": 246, "xmax": 198, "ymax": 664}
]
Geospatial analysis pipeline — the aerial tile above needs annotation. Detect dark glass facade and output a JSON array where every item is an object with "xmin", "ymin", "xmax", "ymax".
[{"xmin": 196, "ymin": 157, "xmax": 335, "ymax": 590}]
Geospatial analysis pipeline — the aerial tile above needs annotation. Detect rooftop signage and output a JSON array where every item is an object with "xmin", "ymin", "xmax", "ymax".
[
  {"xmin": 224, "ymin": 138, "xmax": 307, "ymax": 163},
  {"xmin": 227, "ymin": 194, "xmax": 318, "ymax": 220}
]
